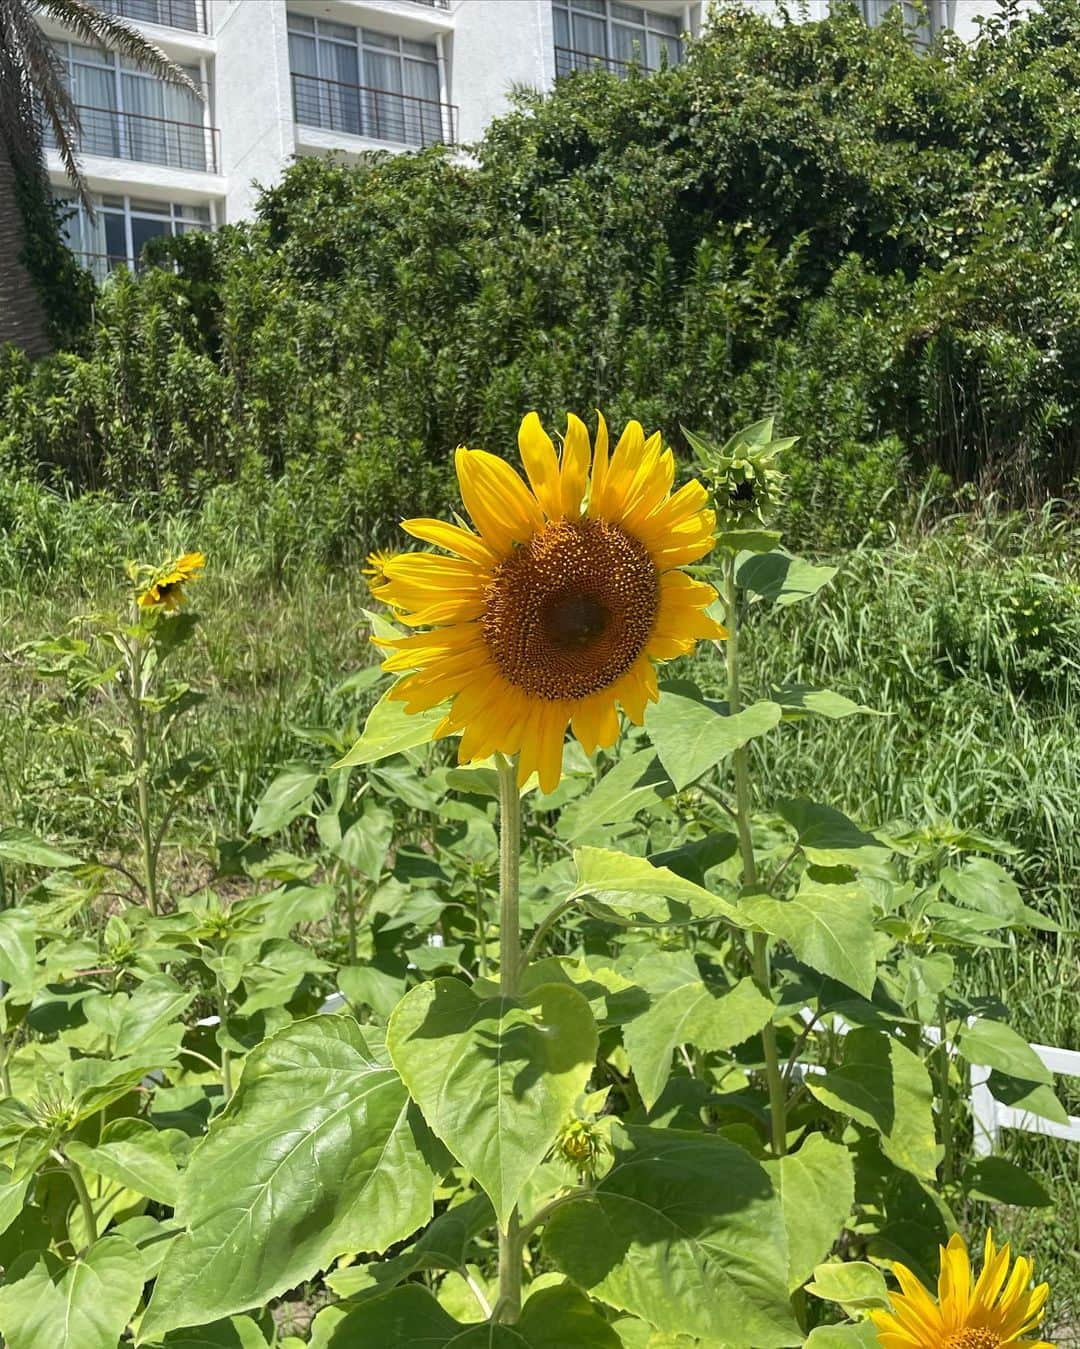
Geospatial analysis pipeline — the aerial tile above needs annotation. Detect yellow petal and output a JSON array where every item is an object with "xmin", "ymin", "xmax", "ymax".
[
  {"xmin": 518, "ymin": 412, "xmax": 562, "ymax": 519},
  {"xmin": 590, "ymin": 410, "xmax": 610, "ymax": 505},
  {"xmin": 571, "ymin": 691, "xmax": 621, "ymax": 756},
  {"xmin": 455, "ymin": 447, "xmax": 544, "ymax": 554},
  {"xmin": 402, "ymin": 518, "xmax": 497, "ymax": 568},
  {"xmin": 560, "ymin": 413, "xmax": 591, "ymax": 519}
]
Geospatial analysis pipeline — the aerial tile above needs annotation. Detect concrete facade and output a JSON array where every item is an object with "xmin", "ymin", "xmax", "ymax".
[{"xmin": 43, "ymin": 0, "xmax": 1000, "ymax": 276}]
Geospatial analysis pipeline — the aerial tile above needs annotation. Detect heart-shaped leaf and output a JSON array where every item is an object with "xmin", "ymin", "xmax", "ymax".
[
  {"xmin": 141, "ymin": 1016, "xmax": 442, "ymax": 1340},
  {"xmin": 387, "ymin": 979, "xmax": 597, "ymax": 1230},
  {"xmin": 0, "ymin": 1235, "xmax": 144, "ymax": 1349}
]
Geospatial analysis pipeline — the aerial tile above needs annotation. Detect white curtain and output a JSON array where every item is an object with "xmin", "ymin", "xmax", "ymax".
[
  {"xmin": 362, "ymin": 50, "xmax": 400, "ymax": 141},
  {"xmin": 71, "ymin": 51, "xmax": 119, "ymax": 158},
  {"xmin": 402, "ymin": 59, "xmax": 440, "ymax": 145}
]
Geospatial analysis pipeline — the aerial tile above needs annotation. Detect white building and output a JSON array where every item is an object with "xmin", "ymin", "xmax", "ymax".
[{"xmin": 42, "ymin": 0, "xmax": 995, "ymax": 279}]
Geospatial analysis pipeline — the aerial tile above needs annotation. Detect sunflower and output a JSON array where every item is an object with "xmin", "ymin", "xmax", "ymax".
[
  {"xmin": 137, "ymin": 551, "xmax": 205, "ymax": 611},
  {"xmin": 871, "ymin": 1230, "xmax": 1053, "ymax": 1349},
  {"xmin": 362, "ymin": 549, "xmax": 397, "ymax": 591},
  {"xmin": 373, "ymin": 412, "xmax": 723, "ymax": 792}
]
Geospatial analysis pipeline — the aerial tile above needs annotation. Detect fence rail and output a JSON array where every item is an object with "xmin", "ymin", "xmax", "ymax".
[
  {"xmin": 95, "ymin": 0, "xmax": 208, "ymax": 33},
  {"xmin": 291, "ymin": 72, "xmax": 456, "ymax": 148},
  {"xmin": 50, "ymin": 104, "xmax": 219, "ymax": 173},
  {"xmin": 554, "ymin": 43, "xmax": 659, "ymax": 79}
]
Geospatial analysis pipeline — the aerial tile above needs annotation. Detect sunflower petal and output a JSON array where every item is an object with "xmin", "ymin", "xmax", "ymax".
[
  {"xmin": 518, "ymin": 412, "xmax": 563, "ymax": 520},
  {"xmin": 560, "ymin": 413, "xmax": 591, "ymax": 518}
]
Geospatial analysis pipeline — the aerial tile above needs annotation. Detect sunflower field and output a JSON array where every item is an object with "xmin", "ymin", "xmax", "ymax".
[{"xmin": 0, "ymin": 412, "xmax": 1072, "ymax": 1348}]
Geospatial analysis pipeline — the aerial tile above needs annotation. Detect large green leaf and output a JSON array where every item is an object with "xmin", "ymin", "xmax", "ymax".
[
  {"xmin": 160, "ymin": 1316, "xmax": 269, "ymax": 1348},
  {"xmin": 743, "ymin": 879, "xmax": 877, "ymax": 998},
  {"xmin": 805, "ymin": 1261, "xmax": 890, "ymax": 1313},
  {"xmin": 544, "ymin": 1125, "xmax": 800, "ymax": 1347},
  {"xmin": 767, "ymin": 1133, "xmax": 855, "ymax": 1289},
  {"xmin": 557, "ymin": 750, "xmax": 672, "ymax": 842},
  {"xmin": 959, "ymin": 1019, "xmax": 1052, "ymax": 1085},
  {"xmin": 776, "ymin": 800, "xmax": 889, "ymax": 868},
  {"xmin": 0, "ymin": 911, "xmax": 36, "ymax": 998},
  {"xmin": 140, "ymin": 1016, "xmax": 441, "ymax": 1340},
  {"xmin": 250, "ymin": 764, "xmax": 320, "ymax": 837},
  {"xmin": 335, "ymin": 683, "xmax": 448, "ymax": 768},
  {"xmin": 0, "ymin": 829, "xmax": 81, "ymax": 869},
  {"xmin": 807, "ymin": 1028, "xmax": 938, "ymax": 1180},
  {"xmin": 387, "ymin": 979, "xmax": 597, "ymax": 1230},
  {"xmin": 736, "ymin": 552, "xmax": 837, "ymax": 606},
  {"xmin": 67, "ymin": 1118, "xmax": 181, "ymax": 1207},
  {"xmin": 962, "ymin": 1156, "xmax": 1051, "ymax": 1208},
  {"xmin": 570, "ymin": 848, "xmax": 744, "ymax": 927},
  {"xmin": 327, "ymin": 1283, "xmax": 620, "ymax": 1348},
  {"xmin": 803, "ymin": 1323, "xmax": 880, "ymax": 1348},
  {"xmin": 621, "ymin": 952, "xmax": 773, "ymax": 1109},
  {"xmin": 770, "ymin": 686, "xmax": 877, "ymax": 721},
  {"xmin": 0, "ymin": 1235, "xmax": 144, "ymax": 1349},
  {"xmin": 645, "ymin": 689, "xmax": 781, "ymax": 790}
]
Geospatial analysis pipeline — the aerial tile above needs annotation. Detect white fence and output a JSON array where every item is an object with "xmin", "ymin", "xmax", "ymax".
[{"xmin": 971, "ymin": 1042, "xmax": 1080, "ymax": 1155}]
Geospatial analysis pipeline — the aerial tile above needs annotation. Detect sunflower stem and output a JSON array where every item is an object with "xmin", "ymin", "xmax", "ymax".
[
  {"xmin": 938, "ymin": 992, "xmax": 955, "ymax": 1186},
  {"xmin": 495, "ymin": 751, "xmax": 524, "ymax": 1324},
  {"xmin": 129, "ymin": 637, "xmax": 159, "ymax": 917},
  {"xmin": 724, "ymin": 553, "xmax": 786, "ymax": 1156}
]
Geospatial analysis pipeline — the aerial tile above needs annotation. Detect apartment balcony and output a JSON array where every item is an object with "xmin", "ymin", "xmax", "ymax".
[
  {"xmin": 48, "ymin": 105, "xmax": 220, "ymax": 173},
  {"xmin": 554, "ymin": 44, "xmax": 677, "ymax": 79},
  {"xmin": 94, "ymin": 0, "xmax": 209, "ymax": 33},
  {"xmin": 291, "ymin": 72, "xmax": 456, "ymax": 148}
]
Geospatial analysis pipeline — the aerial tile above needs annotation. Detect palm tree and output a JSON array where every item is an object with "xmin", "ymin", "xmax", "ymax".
[{"xmin": 0, "ymin": 0, "xmax": 200, "ymax": 355}]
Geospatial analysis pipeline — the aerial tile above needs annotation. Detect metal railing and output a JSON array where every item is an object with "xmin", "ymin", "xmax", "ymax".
[
  {"xmin": 554, "ymin": 43, "xmax": 666, "ymax": 79},
  {"xmin": 94, "ymin": 0, "xmax": 208, "ymax": 33},
  {"xmin": 291, "ymin": 72, "xmax": 456, "ymax": 147},
  {"xmin": 48, "ymin": 104, "xmax": 219, "ymax": 173}
]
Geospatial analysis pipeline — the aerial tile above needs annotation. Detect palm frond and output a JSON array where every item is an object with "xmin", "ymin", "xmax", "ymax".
[
  {"xmin": 1, "ymin": 0, "xmax": 89, "ymax": 204},
  {"xmin": 37, "ymin": 0, "xmax": 202, "ymax": 97}
]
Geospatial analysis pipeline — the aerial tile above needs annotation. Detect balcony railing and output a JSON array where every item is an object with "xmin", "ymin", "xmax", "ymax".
[
  {"xmin": 48, "ymin": 105, "xmax": 219, "ymax": 173},
  {"xmin": 554, "ymin": 43, "xmax": 666, "ymax": 79},
  {"xmin": 94, "ymin": 0, "xmax": 208, "ymax": 33},
  {"xmin": 291, "ymin": 72, "xmax": 456, "ymax": 147}
]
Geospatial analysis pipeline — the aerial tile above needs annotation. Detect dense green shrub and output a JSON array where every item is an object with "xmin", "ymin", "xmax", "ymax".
[{"xmin": 4, "ymin": 0, "xmax": 1080, "ymax": 550}]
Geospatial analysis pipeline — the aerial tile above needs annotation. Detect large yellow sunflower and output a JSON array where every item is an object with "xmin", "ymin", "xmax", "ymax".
[
  {"xmin": 373, "ymin": 412, "xmax": 723, "ymax": 792},
  {"xmin": 137, "ymin": 551, "xmax": 205, "ymax": 611},
  {"xmin": 871, "ymin": 1230, "xmax": 1053, "ymax": 1349}
]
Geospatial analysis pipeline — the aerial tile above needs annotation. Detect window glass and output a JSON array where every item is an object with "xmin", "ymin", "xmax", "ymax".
[
  {"xmin": 553, "ymin": 6, "xmax": 571, "ymax": 44},
  {"xmin": 361, "ymin": 29, "xmax": 398, "ymax": 49},
  {"xmin": 288, "ymin": 31, "xmax": 318, "ymax": 77},
  {"xmin": 103, "ymin": 211, "xmax": 127, "ymax": 262},
  {"xmin": 286, "ymin": 11, "xmax": 314, "ymax": 30},
  {"xmin": 72, "ymin": 43, "xmax": 110, "ymax": 65},
  {"xmin": 319, "ymin": 19, "xmax": 356, "ymax": 42},
  {"xmin": 129, "ymin": 197, "xmax": 170, "ymax": 214},
  {"xmin": 131, "ymin": 213, "xmax": 171, "ymax": 262},
  {"xmin": 648, "ymin": 10, "xmax": 682, "ymax": 33},
  {"xmin": 612, "ymin": 23, "xmax": 646, "ymax": 64},
  {"xmin": 572, "ymin": 12, "xmax": 607, "ymax": 56},
  {"xmin": 572, "ymin": 0, "xmax": 605, "ymax": 11},
  {"xmin": 611, "ymin": 1, "xmax": 646, "ymax": 22},
  {"xmin": 401, "ymin": 38, "xmax": 438, "ymax": 59},
  {"xmin": 647, "ymin": 31, "xmax": 680, "ymax": 67}
]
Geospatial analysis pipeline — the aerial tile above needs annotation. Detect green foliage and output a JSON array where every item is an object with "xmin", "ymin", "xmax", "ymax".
[{"xmin": 8, "ymin": 3, "xmax": 1080, "ymax": 547}]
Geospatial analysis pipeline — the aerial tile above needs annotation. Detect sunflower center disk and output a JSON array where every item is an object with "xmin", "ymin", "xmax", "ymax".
[
  {"xmin": 481, "ymin": 519, "xmax": 659, "ymax": 700},
  {"xmin": 945, "ymin": 1332, "xmax": 1002, "ymax": 1349}
]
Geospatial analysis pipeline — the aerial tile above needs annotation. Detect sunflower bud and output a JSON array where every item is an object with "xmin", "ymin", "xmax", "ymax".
[
  {"xmin": 683, "ymin": 419, "xmax": 793, "ymax": 535},
  {"xmin": 554, "ymin": 1117, "xmax": 606, "ymax": 1176}
]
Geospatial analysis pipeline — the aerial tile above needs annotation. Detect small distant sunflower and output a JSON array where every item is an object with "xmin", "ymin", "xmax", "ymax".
[
  {"xmin": 363, "ymin": 549, "xmax": 397, "ymax": 591},
  {"xmin": 137, "ymin": 551, "xmax": 205, "ymax": 611},
  {"xmin": 872, "ymin": 1230, "xmax": 1053, "ymax": 1349},
  {"xmin": 373, "ymin": 412, "xmax": 723, "ymax": 792}
]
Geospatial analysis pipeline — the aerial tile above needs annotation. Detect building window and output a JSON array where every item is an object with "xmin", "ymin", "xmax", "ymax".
[
  {"xmin": 50, "ymin": 41, "xmax": 214, "ymax": 171},
  {"xmin": 58, "ymin": 193, "xmax": 213, "ymax": 280},
  {"xmin": 287, "ymin": 13, "xmax": 449, "ymax": 146},
  {"xmin": 554, "ymin": 0, "xmax": 683, "ymax": 78}
]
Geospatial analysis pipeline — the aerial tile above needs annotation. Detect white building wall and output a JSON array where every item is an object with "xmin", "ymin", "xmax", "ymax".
[
  {"xmin": 212, "ymin": 0, "xmax": 296, "ymax": 220},
  {"xmin": 450, "ymin": 0, "xmax": 554, "ymax": 144}
]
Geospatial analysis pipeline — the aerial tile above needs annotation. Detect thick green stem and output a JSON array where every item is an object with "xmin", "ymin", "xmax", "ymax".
[
  {"xmin": 495, "ymin": 752, "xmax": 523, "ymax": 1323},
  {"xmin": 0, "ymin": 1041, "xmax": 10, "ymax": 1098},
  {"xmin": 345, "ymin": 869, "xmax": 357, "ymax": 966},
  {"xmin": 217, "ymin": 981, "xmax": 233, "ymax": 1102},
  {"xmin": 938, "ymin": 993, "xmax": 955, "ymax": 1185},
  {"xmin": 725, "ymin": 555, "xmax": 787, "ymax": 1156},
  {"xmin": 62, "ymin": 1154, "xmax": 99, "ymax": 1249},
  {"xmin": 130, "ymin": 645, "xmax": 158, "ymax": 916}
]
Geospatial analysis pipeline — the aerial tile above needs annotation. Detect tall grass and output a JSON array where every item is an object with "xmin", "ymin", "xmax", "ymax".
[{"xmin": 2, "ymin": 486, "xmax": 1078, "ymax": 1336}]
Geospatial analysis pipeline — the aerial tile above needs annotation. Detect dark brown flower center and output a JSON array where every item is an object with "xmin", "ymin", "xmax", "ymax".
[
  {"xmin": 946, "ymin": 1331, "xmax": 1001, "ymax": 1349},
  {"xmin": 481, "ymin": 518, "xmax": 659, "ymax": 700}
]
